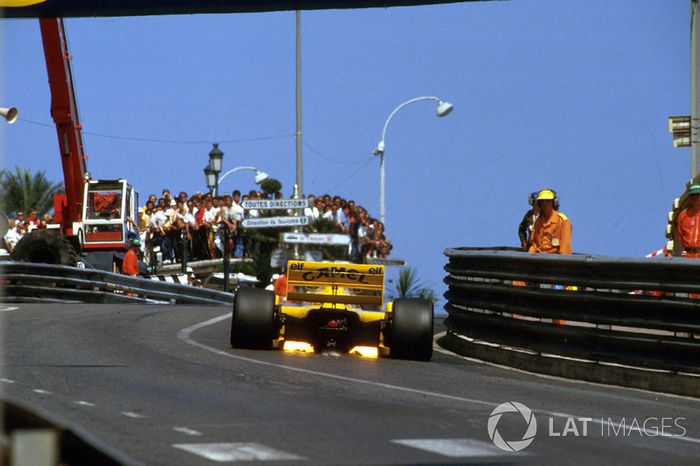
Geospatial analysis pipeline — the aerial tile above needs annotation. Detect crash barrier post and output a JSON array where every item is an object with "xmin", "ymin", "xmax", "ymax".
[
  {"xmin": 0, "ymin": 260, "xmax": 234, "ymax": 305},
  {"xmin": 1, "ymin": 399, "xmax": 139, "ymax": 466},
  {"xmin": 442, "ymin": 247, "xmax": 700, "ymax": 398}
]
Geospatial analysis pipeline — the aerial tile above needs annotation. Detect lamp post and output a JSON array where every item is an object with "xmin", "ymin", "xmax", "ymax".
[
  {"xmin": 205, "ymin": 143, "xmax": 224, "ymax": 196},
  {"xmin": 373, "ymin": 96, "xmax": 453, "ymax": 225}
]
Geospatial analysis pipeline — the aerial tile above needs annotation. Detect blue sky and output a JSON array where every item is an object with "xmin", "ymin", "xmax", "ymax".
[{"xmin": 0, "ymin": 0, "xmax": 692, "ymax": 296}]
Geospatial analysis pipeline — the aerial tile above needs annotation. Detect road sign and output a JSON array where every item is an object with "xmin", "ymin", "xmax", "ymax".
[
  {"xmin": 242, "ymin": 199, "xmax": 309, "ymax": 210},
  {"xmin": 281, "ymin": 232, "xmax": 351, "ymax": 246},
  {"xmin": 242, "ymin": 216, "xmax": 311, "ymax": 229}
]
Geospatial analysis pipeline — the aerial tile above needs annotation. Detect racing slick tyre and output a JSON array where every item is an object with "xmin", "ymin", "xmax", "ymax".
[
  {"xmin": 390, "ymin": 298, "xmax": 434, "ymax": 361},
  {"xmin": 230, "ymin": 287, "xmax": 277, "ymax": 350},
  {"xmin": 11, "ymin": 229, "xmax": 79, "ymax": 266}
]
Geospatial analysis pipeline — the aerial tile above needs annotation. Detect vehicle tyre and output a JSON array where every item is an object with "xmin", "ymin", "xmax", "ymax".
[
  {"xmin": 390, "ymin": 298, "xmax": 434, "ymax": 361},
  {"xmin": 11, "ymin": 229, "xmax": 78, "ymax": 266},
  {"xmin": 230, "ymin": 287, "xmax": 276, "ymax": 349}
]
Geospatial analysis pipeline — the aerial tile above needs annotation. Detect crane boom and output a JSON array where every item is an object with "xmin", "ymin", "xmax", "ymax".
[{"xmin": 39, "ymin": 17, "xmax": 86, "ymax": 236}]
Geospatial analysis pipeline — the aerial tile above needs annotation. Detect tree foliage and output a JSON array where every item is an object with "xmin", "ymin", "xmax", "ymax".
[
  {"xmin": 388, "ymin": 266, "xmax": 439, "ymax": 303},
  {"xmin": 0, "ymin": 167, "xmax": 62, "ymax": 215},
  {"xmin": 260, "ymin": 178, "xmax": 282, "ymax": 197}
]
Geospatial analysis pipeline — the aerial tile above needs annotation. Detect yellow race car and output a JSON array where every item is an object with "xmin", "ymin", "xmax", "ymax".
[{"xmin": 230, "ymin": 260, "xmax": 433, "ymax": 360}]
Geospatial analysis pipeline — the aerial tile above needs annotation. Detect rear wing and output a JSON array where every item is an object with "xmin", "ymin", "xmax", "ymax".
[{"xmin": 286, "ymin": 260, "xmax": 385, "ymax": 306}]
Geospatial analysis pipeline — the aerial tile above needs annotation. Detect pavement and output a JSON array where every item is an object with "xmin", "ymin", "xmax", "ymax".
[{"xmin": 2, "ymin": 303, "xmax": 699, "ymax": 465}]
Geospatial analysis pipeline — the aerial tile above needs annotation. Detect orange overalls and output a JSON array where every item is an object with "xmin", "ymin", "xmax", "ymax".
[
  {"xmin": 122, "ymin": 248, "xmax": 140, "ymax": 276},
  {"xmin": 528, "ymin": 211, "xmax": 572, "ymax": 255},
  {"xmin": 677, "ymin": 208, "xmax": 700, "ymax": 258}
]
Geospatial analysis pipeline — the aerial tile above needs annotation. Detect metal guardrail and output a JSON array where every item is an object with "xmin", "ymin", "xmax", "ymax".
[
  {"xmin": 2, "ymin": 399, "xmax": 140, "ymax": 465},
  {"xmin": 442, "ymin": 247, "xmax": 700, "ymax": 397},
  {"xmin": 0, "ymin": 260, "xmax": 234, "ymax": 305}
]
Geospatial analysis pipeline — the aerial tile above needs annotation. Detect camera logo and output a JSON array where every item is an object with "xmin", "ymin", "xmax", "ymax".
[{"xmin": 488, "ymin": 402, "xmax": 537, "ymax": 452}]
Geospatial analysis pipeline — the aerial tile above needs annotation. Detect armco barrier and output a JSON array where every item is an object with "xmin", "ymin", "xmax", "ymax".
[
  {"xmin": 0, "ymin": 260, "xmax": 234, "ymax": 305},
  {"xmin": 2, "ymin": 399, "xmax": 139, "ymax": 466},
  {"xmin": 442, "ymin": 247, "xmax": 700, "ymax": 397}
]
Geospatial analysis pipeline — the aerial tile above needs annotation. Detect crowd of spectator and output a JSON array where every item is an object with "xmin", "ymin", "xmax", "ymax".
[
  {"xmin": 2, "ymin": 209, "xmax": 53, "ymax": 253},
  {"xmin": 135, "ymin": 189, "xmax": 392, "ymax": 266}
]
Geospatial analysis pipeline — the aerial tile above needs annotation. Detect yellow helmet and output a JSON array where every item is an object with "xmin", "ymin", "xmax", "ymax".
[{"xmin": 536, "ymin": 189, "xmax": 556, "ymax": 201}]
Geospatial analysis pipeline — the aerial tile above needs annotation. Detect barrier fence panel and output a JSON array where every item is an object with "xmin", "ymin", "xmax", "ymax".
[
  {"xmin": 0, "ymin": 260, "xmax": 234, "ymax": 305},
  {"xmin": 442, "ymin": 247, "xmax": 700, "ymax": 397}
]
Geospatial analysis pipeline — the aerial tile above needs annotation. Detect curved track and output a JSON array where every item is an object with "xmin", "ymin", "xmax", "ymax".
[{"xmin": 2, "ymin": 304, "xmax": 699, "ymax": 465}]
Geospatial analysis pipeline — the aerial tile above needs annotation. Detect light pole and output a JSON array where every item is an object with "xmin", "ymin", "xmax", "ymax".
[{"xmin": 373, "ymin": 96, "xmax": 453, "ymax": 225}]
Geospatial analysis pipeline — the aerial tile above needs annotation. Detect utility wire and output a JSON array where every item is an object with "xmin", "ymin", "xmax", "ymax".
[
  {"xmin": 322, "ymin": 156, "xmax": 375, "ymax": 193},
  {"xmin": 18, "ymin": 118, "xmax": 295, "ymax": 145},
  {"xmin": 303, "ymin": 141, "xmax": 374, "ymax": 165}
]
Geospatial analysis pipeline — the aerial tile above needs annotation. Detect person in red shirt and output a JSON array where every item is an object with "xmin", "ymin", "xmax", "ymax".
[
  {"xmin": 122, "ymin": 238, "xmax": 141, "ymax": 276},
  {"xmin": 677, "ymin": 183, "xmax": 700, "ymax": 258}
]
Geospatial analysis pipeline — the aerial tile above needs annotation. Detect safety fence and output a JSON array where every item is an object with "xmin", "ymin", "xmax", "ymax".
[
  {"xmin": 0, "ymin": 260, "xmax": 234, "ymax": 305},
  {"xmin": 2, "ymin": 399, "xmax": 139, "ymax": 466},
  {"xmin": 442, "ymin": 247, "xmax": 700, "ymax": 397}
]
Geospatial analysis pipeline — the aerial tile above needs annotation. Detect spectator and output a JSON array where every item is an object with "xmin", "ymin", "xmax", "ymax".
[
  {"xmin": 162, "ymin": 188, "xmax": 176, "ymax": 206},
  {"xmin": 518, "ymin": 192, "xmax": 540, "ymax": 251},
  {"xmin": 148, "ymin": 201, "xmax": 168, "ymax": 265},
  {"xmin": 677, "ymin": 183, "xmax": 700, "ymax": 258},
  {"xmin": 4, "ymin": 219, "xmax": 25, "ymax": 253},
  {"xmin": 528, "ymin": 189, "xmax": 572, "ymax": 255},
  {"xmin": 203, "ymin": 197, "xmax": 220, "ymax": 258},
  {"xmin": 26, "ymin": 209, "xmax": 40, "ymax": 229}
]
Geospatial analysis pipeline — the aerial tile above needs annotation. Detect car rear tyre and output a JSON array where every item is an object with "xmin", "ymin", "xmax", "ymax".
[
  {"xmin": 390, "ymin": 298, "xmax": 434, "ymax": 361},
  {"xmin": 230, "ymin": 287, "xmax": 276, "ymax": 349}
]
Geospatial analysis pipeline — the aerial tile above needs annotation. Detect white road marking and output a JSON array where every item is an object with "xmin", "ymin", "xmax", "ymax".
[
  {"xmin": 121, "ymin": 412, "xmax": 146, "ymax": 419},
  {"xmin": 179, "ymin": 315, "xmax": 700, "ymax": 447},
  {"xmin": 0, "ymin": 306, "xmax": 18, "ymax": 312},
  {"xmin": 177, "ymin": 314, "xmax": 494, "ymax": 408},
  {"xmin": 173, "ymin": 443, "xmax": 304, "ymax": 462},
  {"xmin": 433, "ymin": 331, "xmax": 700, "ymax": 445},
  {"xmin": 32, "ymin": 389, "xmax": 52, "ymax": 395},
  {"xmin": 0, "ymin": 378, "xmax": 16, "ymax": 384},
  {"xmin": 74, "ymin": 401, "xmax": 96, "ymax": 407},
  {"xmin": 392, "ymin": 438, "xmax": 507, "ymax": 457},
  {"xmin": 173, "ymin": 427, "xmax": 203, "ymax": 436}
]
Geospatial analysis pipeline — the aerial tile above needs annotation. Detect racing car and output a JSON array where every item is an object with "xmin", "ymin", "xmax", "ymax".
[{"xmin": 230, "ymin": 260, "xmax": 433, "ymax": 361}]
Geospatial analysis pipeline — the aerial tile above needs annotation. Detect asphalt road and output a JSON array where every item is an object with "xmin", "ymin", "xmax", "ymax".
[{"xmin": 2, "ymin": 303, "xmax": 700, "ymax": 465}]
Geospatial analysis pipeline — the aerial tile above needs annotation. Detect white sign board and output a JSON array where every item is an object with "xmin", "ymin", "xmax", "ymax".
[
  {"xmin": 270, "ymin": 248, "xmax": 288, "ymax": 268},
  {"xmin": 242, "ymin": 216, "xmax": 311, "ymax": 229},
  {"xmin": 366, "ymin": 257, "xmax": 407, "ymax": 267},
  {"xmin": 282, "ymin": 232, "xmax": 351, "ymax": 246},
  {"xmin": 242, "ymin": 199, "xmax": 309, "ymax": 210}
]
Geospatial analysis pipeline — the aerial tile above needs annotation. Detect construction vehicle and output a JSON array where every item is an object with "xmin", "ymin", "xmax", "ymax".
[{"xmin": 11, "ymin": 18, "xmax": 138, "ymax": 271}]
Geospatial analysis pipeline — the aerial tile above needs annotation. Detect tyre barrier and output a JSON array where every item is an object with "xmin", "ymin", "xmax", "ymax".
[
  {"xmin": 1, "ymin": 400, "xmax": 139, "ymax": 466},
  {"xmin": 442, "ymin": 247, "xmax": 700, "ymax": 398},
  {"xmin": 0, "ymin": 260, "xmax": 234, "ymax": 305}
]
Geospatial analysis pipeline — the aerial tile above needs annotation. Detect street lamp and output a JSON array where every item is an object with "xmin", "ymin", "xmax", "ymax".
[
  {"xmin": 0, "ymin": 107, "xmax": 18, "ymax": 124},
  {"xmin": 373, "ymin": 96, "xmax": 453, "ymax": 225},
  {"xmin": 219, "ymin": 166, "xmax": 270, "ymax": 186},
  {"xmin": 204, "ymin": 165, "xmax": 217, "ymax": 193},
  {"xmin": 205, "ymin": 143, "xmax": 225, "ymax": 196}
]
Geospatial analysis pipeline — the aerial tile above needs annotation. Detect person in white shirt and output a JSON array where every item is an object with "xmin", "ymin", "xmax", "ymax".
[
  {"xmin": 3, "ymin": 220, "xmax": 25, "ymax": 253},
  {"xmin": 304, "ymin": 194, "xmax": 320, "ymax": 219}
]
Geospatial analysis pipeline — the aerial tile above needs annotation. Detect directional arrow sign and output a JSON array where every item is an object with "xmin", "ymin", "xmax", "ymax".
[
  {"xmin": 282, "ymin": 232, "xmax": 351, "ymax": 246},
  {"xmin": 242, "ymin": 199, "xmax": 309, "ymax": 210},
  {"xmin": 242, "ymin": 216, "xmax": 311, "ymax": 229}
]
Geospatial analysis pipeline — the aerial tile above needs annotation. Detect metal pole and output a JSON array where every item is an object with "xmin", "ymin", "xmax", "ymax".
[
  {"xmin": 295, "ymin": 10, "xmax": 303, "ymax": 195},
  {"xmin": 692, "ymin": 0, "xmax": 700, "ymax": 177},
  {"xmin": 213, "ymin": 173, "xmax": 219, "ymax": 198},
  {"xmin": 181, "ymin": 228, "xmax": 188, "ymax": 273},
  {"xmin": 223, "ymin": 224, "xmax": 230, "ymax": 292},
  {"xmin": 379, "ymin": 152, "xmax": 385, "ymax": 224}
]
